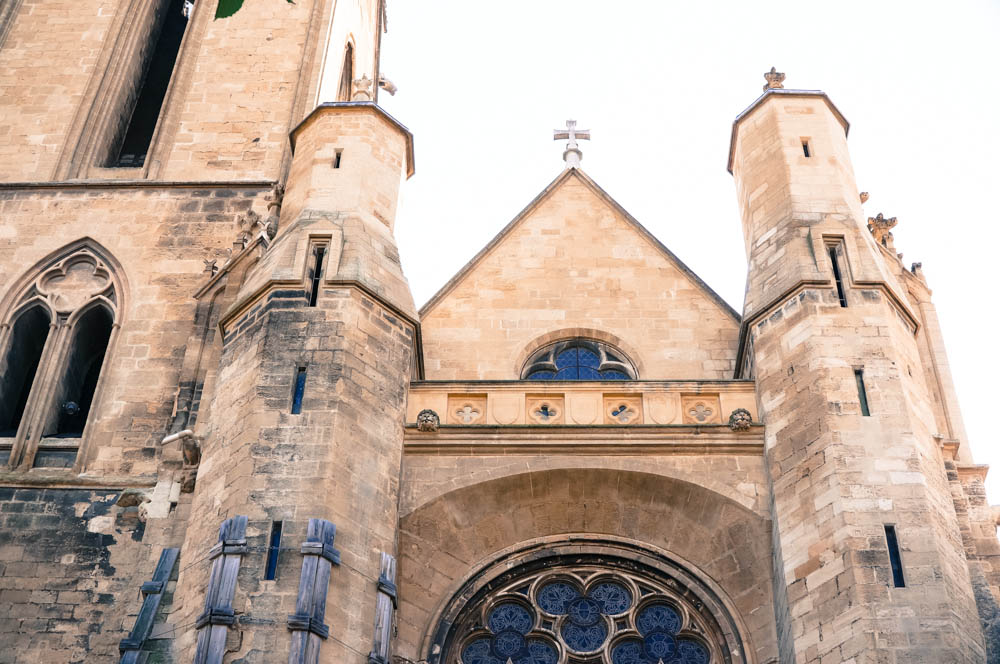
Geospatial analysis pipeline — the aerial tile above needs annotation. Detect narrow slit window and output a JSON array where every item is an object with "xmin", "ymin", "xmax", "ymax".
[
  {"xmin": 111, "ymin": 0, "xmax": 190, "ymax": 168},
  {"xmin": 264, "ymin": 520, "xmax": 283, "ymax": 580},
  {"xmin": 291, "ymin": 367, "xmax": 307, "ymax": 415},
  {"xmin": 308, "ymin": 245, "xmax": 326, "ymax": 307},
  {"xmin": 333, "ymin": 149, "xmax": 343, "ymax": 169},
  {"xmin": 801, "ymin": 140, "xmax": 811, "ymax": 158},
  {"xmin": 884, "ymin": 525, "xmax": 905, "ymax": 587},
  {"xmin": 855, "ymin": 369, "xmax": 871, "ymax": 416},
  {"xmin": 828, "ymin": 246, "xmax": 848, "ymax": 307}
]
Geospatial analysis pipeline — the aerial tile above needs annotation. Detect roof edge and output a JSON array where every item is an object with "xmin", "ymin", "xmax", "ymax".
[
  {"xmin": 418, "ymin": 168, "xmax": 741, "ymax": 323},
  {"xmin": 289, "ymin": 102, "xmax": 415, "ymax": 179},
  {"xmin": 726, "ymin": 89, "xmax": 850, "ymax": 174}
]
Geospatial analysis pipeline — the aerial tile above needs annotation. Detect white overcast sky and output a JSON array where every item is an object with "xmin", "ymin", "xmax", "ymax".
[{"xmin": 378, "ymin": 0, "xmax": 1000, "ymax": 501}]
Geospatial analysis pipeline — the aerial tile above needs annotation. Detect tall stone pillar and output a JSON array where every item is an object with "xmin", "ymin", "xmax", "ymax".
[
  {"xmin": 176, "ymin": 103, "xmax": 416, "ymax": 664},
  {"xmin": 729, "ymin": 84, "xmax": 985, "ymax": 662}
]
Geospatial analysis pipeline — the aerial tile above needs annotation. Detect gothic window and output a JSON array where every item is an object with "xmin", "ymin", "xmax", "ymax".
[
  {"xmin": 522, "ymin": 340, "xmax": 635, "ymax": 381},
  {"xmin": 337, "ymin": 43, "xmax": 354, "ymax": 102},
  {"xmin": 446, "ymin": 562, "xmax": 722, "ymax": 664},
  {"xmin": 0, "ymin": 305, "xmax": 51, "ymax": 439},
  {"xmin": 0, "ymin": 241, "xmax": 124, "ymax": 469},
  {"xmin": 110, "ymin": 0, "xmax": 191, "ymax": 167}
]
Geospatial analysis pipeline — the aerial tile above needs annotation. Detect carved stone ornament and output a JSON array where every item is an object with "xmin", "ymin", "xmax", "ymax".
[
  {"xmin": 160, "ymin": 430, "xmax": 202, "ymax": 493},
  {"xmin": 351, "ymin": 74, "xmax": 373, "ymax": 102},
  {"xmin": 867, "ymin": 212, "xmax": 898, "ymax": 250},
  {"xmin": 763, "ymin": 66, "xmax": 785, "ymax": 91},
  {"xmin": 728, "ymin": 408, "xmax": 753, "ymax": 432},
  {"xmin": 416, "ymin": 409, "xmax": 440, "ymax": 432},
  {"xmin": 36, "ymin": 252, "xmax": 114, "ymax": 314},
  {"xmin": 859, "ymin": 191, "xmax": 870, "ymax": 204}
]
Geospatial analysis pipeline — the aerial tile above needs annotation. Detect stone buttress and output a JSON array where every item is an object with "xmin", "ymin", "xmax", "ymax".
[
  {"xmin": 729, "ymin": 86, "xmax": 986, "ymax": 662},
  {"xmin": 173, "ymin": 103, "xmax": 416, "ymax": 664}
]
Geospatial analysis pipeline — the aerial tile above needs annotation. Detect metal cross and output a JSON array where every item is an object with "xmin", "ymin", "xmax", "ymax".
[{"xmin": 553, "ymin": 119, "xmax": 591, "ymax": 168}]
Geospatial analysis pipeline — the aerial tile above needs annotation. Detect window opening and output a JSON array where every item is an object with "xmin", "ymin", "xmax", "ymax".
[
  {"xmin": 337, "ymin": 43, "xmax": 354, "ymax": 102},
  {"xmin": 828, "ymin": 245, "xmax": 848, "ymax": 307},
  {"xmin": 308, "ymin": 245, "xmax": 326, "ymax": 307},
  {"xmin": 264, "ymin": 520, "xmax": 283, "ymax": 580},
  {"xmin": 855, "ymin": 369, "xmax": 870, "ymax": 416},
  {"xmin": 0, "ymin": 307, "xmax": 51, "ymax": 437},
  {"xmin": 111, "ymin": 0, "xmax": 190, "ymax": 167},
  {"xmin": 291, "ymin": 367, "xmax": 307, "ymax": 414},
  {"xmin": 333, "ymin": 149, "xmax": 343, "ymax": 169},
  {"xmin": 885, "ymin": 525, "xmax": 905, "ymax": 587},
  {"xmin": 801, "ymin": 139, "xmax": 811, "ymax": 158},
  {"xmin": 523, "ymin": 339, "xmax": 635, "ymax": 380},
  {"xmin": 47, "ymin": 306, "xmax": 114, "ymax": 437}
]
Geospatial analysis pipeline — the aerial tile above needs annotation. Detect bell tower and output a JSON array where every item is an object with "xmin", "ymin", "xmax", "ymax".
[
  {"xmin": 174, "ymin": 1, "xmax": 415, "ymax": 662},
  {"xmin": 730, "ymin": 71, "xmax": 985, "ymax": 662}
]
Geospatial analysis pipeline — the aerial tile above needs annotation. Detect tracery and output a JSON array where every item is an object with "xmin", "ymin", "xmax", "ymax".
[{"xmin": 522, "ymin": 339, "xmax": 635, "ymax": 381}]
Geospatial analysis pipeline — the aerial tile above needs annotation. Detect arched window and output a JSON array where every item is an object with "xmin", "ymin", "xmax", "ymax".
[
  {"xmin": 522, "ymin": 339, "xmax": 636, "ymax": 380},
  {"xmin": 443, "ymin": 556, "xmax": 726, "ymax": 664},
  {"xmin": 337, "ymin": 42, "xmax": 354, "ymax": 101},
  {"xmin": 0, "ymin": 305, "xmax": 51, "ymax": 438},
  {"xmin": 44, "ymin": 305, "xmax": 113, "ymax": 438},
  {"xmin": 0, "ymin": 240, "xmax": 124, "ymax": 469}
]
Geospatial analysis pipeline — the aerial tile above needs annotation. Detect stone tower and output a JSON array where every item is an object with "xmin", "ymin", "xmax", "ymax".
[{"xmin": 729, "ymin": 81, "xmax": 988, "ymax": 661}]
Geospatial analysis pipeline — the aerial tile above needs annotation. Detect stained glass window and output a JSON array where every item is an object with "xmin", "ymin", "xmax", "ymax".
[
  {"xmin": 522, "ymin": 340, "xmax": 636, "ymax": 381},
  {"xmin": 449, "ymin": 564, "xmax": 718, "ymax": 664}
]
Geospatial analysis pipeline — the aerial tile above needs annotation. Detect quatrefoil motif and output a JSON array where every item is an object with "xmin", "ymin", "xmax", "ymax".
[
  {"xmin": 537, "ymin": 580, "xmax": 632, "ymax": 653},
  {"xmin": 461, "ymin": 603, "xmax": 558, "ymax": 664}
]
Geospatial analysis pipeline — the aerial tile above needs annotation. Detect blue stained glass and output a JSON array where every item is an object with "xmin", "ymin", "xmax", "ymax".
[
  {"xmin": 611, "ymin": 639, "xmax": 646, "ymax": 664},
  {"xmin": 636, "ymin": 603, "xmax": 681, "ymax": 636},
  {"xmin": 493, "ymin": 630, "xmax": 526, "ymax": 658},
  {"xmin": 555, "ymin": 349, "xmax": 578, "ymax": 368},
  {"xmin": 677, "ymin": 640, "xmax": 710, "ymax": 664},
  {"xmin": 537, "ymin": 582, "xmax": 580, "ymax": 615},
  {"xmin": 578, "ymin": 347, "xmax": 600, "ymax": 368},
  {"xmin": 554, "ymin": 366, "xmax": 579, "ymax": 379},
  {"xmin": 643, "ymin": 632, "xmax": 678, "ymax": 661},
  {"xmin": 488, "ymin": 603, "xmax": 533, "ymax": 635},
  {"xmin": 463, "ymin": 638, "xmax": 503, "ymax": 664},
  {"xmin": 519, "ymin": 639, "xmax": 559, "ymax": 664},
  {"xmin": 561, "ymin": 620, "xmax": 607, "ymax": 652},
  {"xmin": 567, "ymin": 597, "xmax": 602, "ymax": 626},
  {"xmin": 601, "ymin": 370, "xmax": 629, "ymax": 380},
  {"xmin": 589, "ymin": 582, "xmax": 632, "ymax": 614},
  {"xmin": 578, "ymin": 366, "xmax": 602, "ymax": 380},
  {"xmin": 526, "ymin": 370, "xmax": 555, "ymax": 380}
]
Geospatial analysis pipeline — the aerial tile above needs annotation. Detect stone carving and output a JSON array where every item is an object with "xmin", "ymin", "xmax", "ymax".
[
  {"xmin": 681, "ymin": 395, "xmax": 722, "ymax": 424},
  {"xmin": 867, "ymin": 212, "xmax": 897, "ymax": 250},
  {"xmin": 763, "ymin": 66, "xmax": 785, "ymax": 91},
  {"xmin": 378, "ymin": 75, "xmax": 398, "ymax": 96},
  {"xmin": 728, "ymin": 408, "xmax": 753, "ymax": 432},
  {"xmin": 263, "ymin": 182, "xmax": 284, "ymax": 240},
  {"xmin": 553, "ymin": 119, "xmax": 591, "ymax": 168},
  {"xmin": 416, "ymin": 409, "xmax": 440, "ymax": 432},
  {"xmin": 38, "ymin": 255, "xmax": 113, "ymax": 313},
  {"xmin": 160, "ymin": 429, "xmax": 202, "ymax": 493},
  {"xmin": 859, "ymin": 191, "xmax": 870, "ymax": 204},
  {"xmin": 203, "ymin": 258, "xmax": 218, "ymax": 275},
  {"xmin": 351, "ymin": 75, "xmax": 373, "ymax": 101},
  {"xmin": 234, "ymin": 205, "xmax": 278, "ymax": 251}
]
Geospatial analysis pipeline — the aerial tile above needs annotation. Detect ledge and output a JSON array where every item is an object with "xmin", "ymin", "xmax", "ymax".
[
  {"xmin": 0, "ymin": 179, "xmax": 275, "ymax": 191},
  {"xmin": 0, "ymin": 471, "xmax": 158, "ymax": 490}
]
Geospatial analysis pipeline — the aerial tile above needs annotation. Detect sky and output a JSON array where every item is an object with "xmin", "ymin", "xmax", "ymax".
[{"xmin": 377, "ymin": 1, "xmax": 1000, "ymax": 501}]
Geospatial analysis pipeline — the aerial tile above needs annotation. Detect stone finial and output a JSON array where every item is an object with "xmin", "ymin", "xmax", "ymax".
[
  {"xmin": 867, "ymin": 212, "xmax": 898, "ymax": 250},
  {"xmin": 203, "ymin": 258, "xmax": 218, "ymax": 275},
  {"xmin": 265, "ymin": 182, "xmax": 284, "ymax": 214},
  {"xmin": 416, "ymin": 409, "xmax": 440, "ymax": 432},
  {"xmin": 728, "ymin": 408, "xmax": 753, "ymax": 432},
  {"xmin": 378, "ymin": 74, "xmax": 398, "ymax": 96},
  {"xmin": 351, "ymin": 75, "xmax": 373, "ymax": 101},
  {"xmin": 763, "ymin": 67, "xmax": 785, "ymax": 91},
  {"xmin": 859, "ymin": 192, "xmax": 869, "ymax": 204},
  {"xmin": 553, "ymin": 119, "xmax": 591, "ymax": 169}
]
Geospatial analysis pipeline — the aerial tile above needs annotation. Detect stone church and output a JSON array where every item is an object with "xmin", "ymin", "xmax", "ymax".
[{"xmin": 0, "ymin": 1, "xmax": 997, "ymax": 663}]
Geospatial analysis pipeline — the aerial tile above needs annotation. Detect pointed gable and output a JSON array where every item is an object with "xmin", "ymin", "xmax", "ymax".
[{"xmin": 419, "ymin": 169, "xmax": 741, "ymax": 380}]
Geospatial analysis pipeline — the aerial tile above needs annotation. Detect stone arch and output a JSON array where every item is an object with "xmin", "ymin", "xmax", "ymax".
[
  {"xmin": 396, "ymin": 468, "xmax": 778, "ymax": 664},
  {"xmin": 515, "ymin": 328, "xmax": 646, "ymax": 379},
  {"xmin": 0, "ymin": 239, "xmax": 127, "ymax": 469}
]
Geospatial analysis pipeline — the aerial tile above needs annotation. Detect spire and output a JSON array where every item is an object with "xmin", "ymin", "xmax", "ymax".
[{"xmin": 553, "ymin": 119, "xmax": 591, "ymax": 168}]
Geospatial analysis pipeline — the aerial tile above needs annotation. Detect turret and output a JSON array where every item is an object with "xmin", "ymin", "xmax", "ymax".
[{"xmin": 730, "ymin": 70, "xmax": 985, "ymax": 663}]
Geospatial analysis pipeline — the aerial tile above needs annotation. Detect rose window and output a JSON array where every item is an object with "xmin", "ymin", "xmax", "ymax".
[{"xmin": 451, "ymin": 565, "xmax": 721, "ymax": 664}]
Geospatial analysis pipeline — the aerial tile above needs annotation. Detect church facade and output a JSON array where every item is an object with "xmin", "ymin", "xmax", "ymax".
[{"xmin": 0, "ymin": 2, "xmax": 997, "ymax": 663}]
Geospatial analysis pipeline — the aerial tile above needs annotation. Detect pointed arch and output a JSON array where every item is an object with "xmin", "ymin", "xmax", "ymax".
[{"xmin": 0, "ymin": 238, "xmax": 127, "ymax": 469}]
